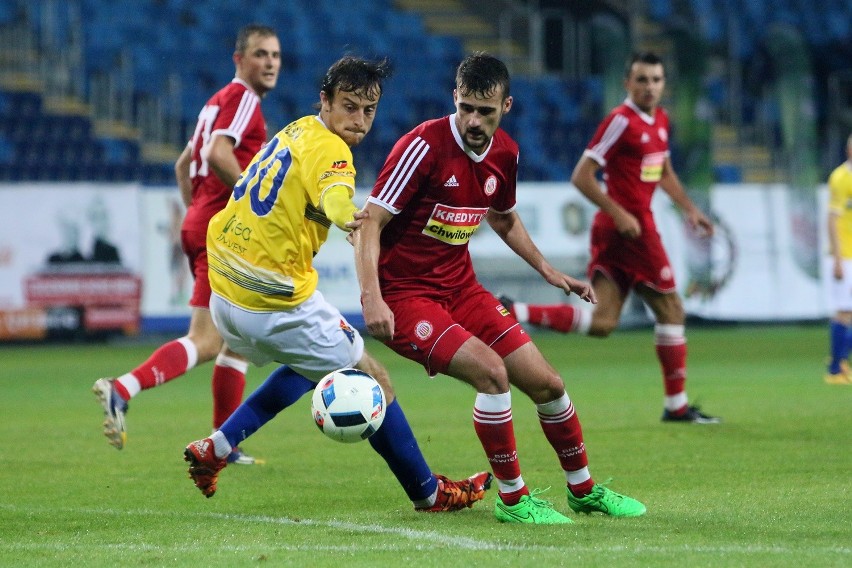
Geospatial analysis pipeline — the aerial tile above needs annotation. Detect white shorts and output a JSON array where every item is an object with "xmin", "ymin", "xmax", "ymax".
[
  {"xmin": 825, "ymin": 257, "xmax": 852, "ymax": 312},
  {"xmin": 210, "ymin": 290, "xmax": 364, "ymax": 381}
]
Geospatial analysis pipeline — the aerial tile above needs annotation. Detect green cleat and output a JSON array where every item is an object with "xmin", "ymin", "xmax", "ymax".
[
  {"xmin": 494, "ymin": 489, "xmax": 574, "ymax": 524},
  {"xmin": 567, "ymin": 483, "xmax": 646, "ymax": 517}
]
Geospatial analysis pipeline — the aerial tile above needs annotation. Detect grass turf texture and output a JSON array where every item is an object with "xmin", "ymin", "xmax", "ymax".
[{"xmin": 1, "ymin": 324, "xmax": 849, "ymax": 567}]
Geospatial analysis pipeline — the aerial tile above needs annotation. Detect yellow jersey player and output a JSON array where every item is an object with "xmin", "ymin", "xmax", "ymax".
[
  {"xmin": 183, "ymin": 56, "xmax": 492, "ymax": 511},
  {"xmin": 825, "ymin": 133, "xmax": 852, "ymax": 385}
]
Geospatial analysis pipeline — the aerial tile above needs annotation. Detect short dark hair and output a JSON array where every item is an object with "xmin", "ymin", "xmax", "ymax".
[
  {"xmin": 455, "ymin": 52, "xmax": 510, "ymax": 99},
  {"xmin": 625, "ymin": 51, "xmax": 664, "ymax": 78},
  {"xmin": 235, "ymin": 24, "xmax": 277, "ymax": 54},
  {"xmin": 320, "ymin": 56, "xmax": 392, "ymax": 102}
]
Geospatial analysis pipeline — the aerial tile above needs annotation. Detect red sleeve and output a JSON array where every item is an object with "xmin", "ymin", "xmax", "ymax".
[
  {"xmin": 210, "ymin": 84, "xmax": 260, "ymax": 149},
  {"xmin": 584, "ymin": 110, "xmax": 628, "ymax": 166},
  {"xmin": 369, "ymin": 129, "xmax": 434, "ymax": 214}
]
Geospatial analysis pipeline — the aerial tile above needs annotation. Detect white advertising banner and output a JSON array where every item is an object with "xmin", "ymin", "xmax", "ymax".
[
  {"xmin": 138, "ymin": 187, "xmax": 193, "ymax": 318},
  {"xmin": 0, "ymin": 181, "xmax": 831, "ymax": 341},
  {"xmin": 666, "ymin": 184, "xmax": 828, "ymax": 320},
  {"xmin": 0, "ymin": 183, "xmax": 142, "ymax": 339}
]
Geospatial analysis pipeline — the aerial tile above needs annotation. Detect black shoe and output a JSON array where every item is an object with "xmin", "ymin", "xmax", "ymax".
[
  {"xmin": 661, "ymin": 405, "xmax": 720, "ymax": 424},
  {"xmin": 497, "ymin": 294, "xmax": 514, "ymax": 311}
]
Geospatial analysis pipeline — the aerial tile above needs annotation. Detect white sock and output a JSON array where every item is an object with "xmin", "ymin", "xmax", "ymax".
[
  {"xmin": 575, "ymin": 308, "xmax": 592, "ymax": 334},
  {"xmin": 210, "ymin": 430, "xmax": 232, "ymax": 459}
]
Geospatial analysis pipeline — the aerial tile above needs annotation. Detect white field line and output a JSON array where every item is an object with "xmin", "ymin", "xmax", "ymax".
[{"xmin": 0, "ymin": 504, "xmax": 849, "ymax": 556}]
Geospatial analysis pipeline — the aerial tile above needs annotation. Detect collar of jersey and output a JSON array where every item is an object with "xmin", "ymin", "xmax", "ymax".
[{"xmin": 449, "ymin": 114, "xmax": 491, "ymax": 162}]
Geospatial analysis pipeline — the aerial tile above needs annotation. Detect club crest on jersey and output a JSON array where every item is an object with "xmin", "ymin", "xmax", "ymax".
[
  {"xmin": 331, "ymin": 160, "xmax": 348, "ymax": 169},
  {"xmin": 414, "ymin": 320, "xmax": 433, "ymax": 340},
  {"xmin": 483, "ymin": 175, "xmax": 497, "ymax": 196},
  {"xmin": 423, "ymin": 203, "xmax": 488, "ymax": 245},
  {"xmin": 339, "ymin": 319, "xmax": 355, "ymax": 344},
  {"xmin": 497, "ymin": 304, "xmax": 510, "ymax": 317}
]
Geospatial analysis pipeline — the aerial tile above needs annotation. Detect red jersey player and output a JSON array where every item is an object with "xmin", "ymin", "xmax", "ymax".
[
  {"xmin": 501, "ymin": 52, "xmax": 720, "ymax": 424},
  {"xmin": 93, "ymin": 25, "xmax": 281, "ymax": 460},
  {"xmin": 353, "ymin": 52, "xmax": 646, "ymax": 524}
]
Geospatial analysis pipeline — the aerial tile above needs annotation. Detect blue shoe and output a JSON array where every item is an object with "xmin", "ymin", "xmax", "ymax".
[{"xmin": 92, "ymin": 378, "xmax": 128, "ymax": 449}]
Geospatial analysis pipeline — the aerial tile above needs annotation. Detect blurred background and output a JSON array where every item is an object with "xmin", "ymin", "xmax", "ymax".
[{"xmin": 0, "ymin": 0, "xmax": 850, "ymax": 340}]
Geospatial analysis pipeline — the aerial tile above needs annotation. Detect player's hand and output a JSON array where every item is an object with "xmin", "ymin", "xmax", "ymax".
[
  {"xmin": 834, "ymin": 258, "xmax": 844, "ymax": 281},
  {"xmin": 564, "ymin": 276, "xmax": 597, "ymax": 304},
  {"xmin": 345, "ymin": 209, "xmax": 369, "ymax": 232},
  {"xmin": 613, "ymin": 210, "xmax": 641, "ymax": 239},
  {"xmin": 688, "ymin": 210, "xmax": 715, "ymax": 238},
  {"xmin": 345, "ymin": 210, "xmax": 370, "ymax": 245},
  {"xmin": 362, "ymin": 296, "xmax": 395, "ymax": 342},
  {"xmin": 545, "ymin": 270, "xmax": 597, "ymax": 304}
]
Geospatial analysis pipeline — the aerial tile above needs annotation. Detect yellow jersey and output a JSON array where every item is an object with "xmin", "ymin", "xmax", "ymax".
[
  {"xmin": 207, "ymin": 115, "xmax": 357, "ymax": 310},
  {"xmin": 828, "ymin": 161, "xmax": 852, "ymax": 259}
]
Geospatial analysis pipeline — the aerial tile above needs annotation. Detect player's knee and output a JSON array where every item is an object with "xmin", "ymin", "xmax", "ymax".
[
  {"xmin": 515, "ymin": 369, "xmax": 564, "ymax": 403},
  {"xmin": 472, "ymin": 360, "xmax": 510, "ymax": 394},
  {"xmin": 356, "ymin": 355, "xmax": 396, "ymax": 401},
  {"xmin": 186, "ymin": 332, "xmax": 224, "ymax": 363},
  {"xmin": 589, "ymin": 317, "xmax": 617, "ymax": 337}
]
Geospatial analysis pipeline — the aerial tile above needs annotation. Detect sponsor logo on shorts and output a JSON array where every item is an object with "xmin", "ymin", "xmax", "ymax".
[
  {"xmin": 339, "ymin": 319, "xmax": 355, "ymax": 344},
  {"xmin": 414, "ymin": 320, "xmax": 433, "ymax": 340},
  {"xmin": 483, "ymin": 175, "xmax": 497, "ymax": 196},
  {"xmin": 422, "ymin": 203, "xmax": 488, "ymax": 245}
]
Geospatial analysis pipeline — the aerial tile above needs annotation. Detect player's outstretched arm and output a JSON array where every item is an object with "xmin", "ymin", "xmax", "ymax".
[
  {"xmin": 658, "ymin": 157, "xmax": 714, "ymax": 237},
  {"xmin": 486, "ymin": 210, "xmax": 596, "ymax": 303},
  {"xmin": 351, "ymin": 203, "xmax": 396, "ymax": 341}
]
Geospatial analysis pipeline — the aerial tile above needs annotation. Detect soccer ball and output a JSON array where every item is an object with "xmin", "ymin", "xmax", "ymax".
[{"xmin": 311, "ymin": 368, "xmax": 386, "ymax": 443}]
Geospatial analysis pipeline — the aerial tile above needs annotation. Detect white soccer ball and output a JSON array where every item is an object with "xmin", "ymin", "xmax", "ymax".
[{"xmin": 311, "ymin": 368, "xmax": 386, "ymax": 443}]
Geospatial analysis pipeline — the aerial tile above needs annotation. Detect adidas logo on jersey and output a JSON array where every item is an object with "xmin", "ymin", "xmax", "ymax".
[{"xmin": 444, "ymin": 175, "xmax": 459, "ymax": 187}]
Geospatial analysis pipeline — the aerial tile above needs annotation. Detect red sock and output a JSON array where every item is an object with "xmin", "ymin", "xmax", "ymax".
[
  {"xmin": 655, "ymin": 326, "xmax": 687, "ymax": 400},
  {"xmin": 498, "ymin": 486, "xmax": 530, "ymax": 506},
  {"xmin": 537, "ymin": 394, "xmax": 589, "ymax": 472},
  {"xmin": 473, "ymin": 393, "xmax": 525, "ymax": 504},
  {"xmin": 211, "ymin": 354, "xmax": 247, "ymax": 429},
  {"xmin": 528, "ymin": 305, "xmax": 579, "ymax": 333},
  {"xmin": 131, "ymin": 339, "xmax": 191, "ymax": 390},
  {"xmin": 569, "ymin": 478, "xmax": 596, "ymax": 497}
]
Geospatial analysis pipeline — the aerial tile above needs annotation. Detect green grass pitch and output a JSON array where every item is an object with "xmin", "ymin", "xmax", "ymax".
[{"xmin": 1, "ymin": 324, "xmax": 849, "ymax": 567}]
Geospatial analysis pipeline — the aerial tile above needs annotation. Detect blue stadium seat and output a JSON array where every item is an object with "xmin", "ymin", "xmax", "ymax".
[{"xmin": 0, "ymin": 134, "xmax": 16, "ymax": 165}]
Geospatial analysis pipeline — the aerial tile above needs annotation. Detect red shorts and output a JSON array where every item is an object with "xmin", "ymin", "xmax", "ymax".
[
  {"xmin": 181, "ymin": 228, "xmax": 211, "ymax": 309},
  {"xmin": 588, "ymin": 221, "xmax": 676, "ymax": 296},
  {"xmin": 383, "ymin": 283, "xmax": 531, "ymax": 376}
]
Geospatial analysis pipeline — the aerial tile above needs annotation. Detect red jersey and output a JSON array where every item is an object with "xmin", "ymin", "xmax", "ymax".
[
  {"xmin": 182, "ymin": 78, "xmax": 267, "ymax": 233},
  {"xmin": 368, "ymin": 115, "xmax": 518, "ymax": 298},
  {"xmin": 584, "ymin": 98, "xmax": 670, "ymax": 229}
]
